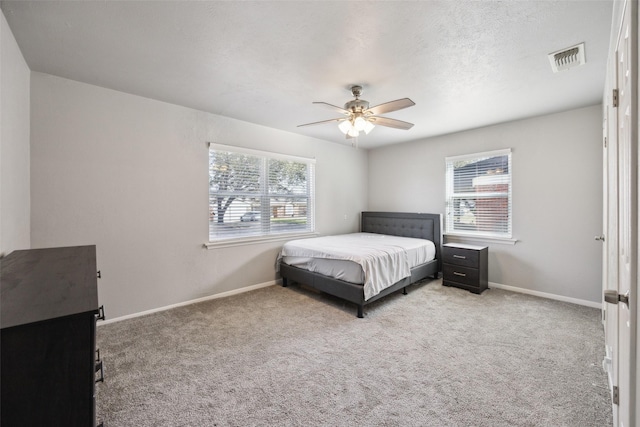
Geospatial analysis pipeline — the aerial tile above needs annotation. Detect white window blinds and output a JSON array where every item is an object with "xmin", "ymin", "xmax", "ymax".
[
  {"xmin": 445, "ymin": 149, "xmax": 512, "ymax": 238},
  {"xmin": 209, "ymin": 144, "xmax": 315, "ymax": 241}
]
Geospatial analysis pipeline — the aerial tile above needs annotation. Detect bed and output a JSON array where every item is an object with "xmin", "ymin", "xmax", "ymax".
[{"xmin": 278, "ymin": 212, "xmax": 442, "ymax": 318}]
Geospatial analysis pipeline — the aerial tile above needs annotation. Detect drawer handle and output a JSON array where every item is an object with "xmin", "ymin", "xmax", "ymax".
[
  {"xmin": 453, "ymin": 272, "xmax": 467, "ymax": 277},
  {"xmin": 453, "ymin": 255, "xmax": 466, "ymax": 259},
  {"xmin": 95, "ymin": 360, "xmax": 104, "ymax": 383},
  {"xmin": 96, "ymin": 305, "xmax": 105, "ymax": 321}
]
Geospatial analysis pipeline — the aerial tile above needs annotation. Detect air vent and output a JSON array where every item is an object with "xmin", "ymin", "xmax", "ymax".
[{"xmin": 548, "ymin": 43, "xmax": 585, "ymax": 73}]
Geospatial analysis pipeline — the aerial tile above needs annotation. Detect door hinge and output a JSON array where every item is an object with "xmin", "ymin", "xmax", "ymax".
[
  {"xmin": 613, "ymin": 385, "xmax": 619, "ymax": 405},
  {"xmin": 613, "ymin": 89, "xmax": 619, "ymax": 107},
  {"xmin": 604, "ymin": 136, "xmax": 607, "ymax": 148}
]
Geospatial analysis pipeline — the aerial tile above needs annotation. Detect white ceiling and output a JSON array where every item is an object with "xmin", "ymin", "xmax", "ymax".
[{"xmin": 1, "ymin": 0, "xmax": 613, "ymax": 149}]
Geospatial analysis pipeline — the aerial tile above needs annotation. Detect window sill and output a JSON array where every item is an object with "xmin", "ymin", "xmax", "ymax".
[
  {"xmin": 444, "ymin": 233, "xmax": 518, "ymax": 246},
  {"xmin": 204, "ymin": 232, "xmax": 319, "ymax": 249}
]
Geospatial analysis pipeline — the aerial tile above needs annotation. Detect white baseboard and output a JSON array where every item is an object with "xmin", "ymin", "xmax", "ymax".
[
  {"xmin": 98, "ymin": 280, "xmax": 279, "ymax": 325},
  {"xmin": 489, "ymin": 282, "xmax": 602, "ymax": 309},
  {"xmin": 100, "ymin": 279, "xmax": 601, "ymax": 325}
]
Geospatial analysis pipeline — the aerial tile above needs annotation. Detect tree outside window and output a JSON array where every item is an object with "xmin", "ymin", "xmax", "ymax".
[{"xmin": 209, "ymin": 145, "xmax": 315, "ymax": 241}]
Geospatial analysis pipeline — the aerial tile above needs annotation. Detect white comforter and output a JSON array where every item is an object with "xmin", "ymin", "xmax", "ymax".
[{"xmin": 279, "ymin": 233, "xmax": 435, "ymax": 301}]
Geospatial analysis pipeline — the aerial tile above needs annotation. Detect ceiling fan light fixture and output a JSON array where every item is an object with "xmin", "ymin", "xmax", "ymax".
[
  {"xmin": 347, "ymin": 127, "xmax": 359, "ymax": 137},
  {"xmin": 363, "ymin": 120, "xmax": 375, "ymax": 134},
  {"xmin": 338, "ymin": 120, "xmax": 352, "ymax": 134},
  {"xmin": 353, "ymin": 116, "xmax": 367, "ymax": 131}
]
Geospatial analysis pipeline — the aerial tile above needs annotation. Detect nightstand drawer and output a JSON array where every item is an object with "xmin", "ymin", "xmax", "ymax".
[
  {"xmin": 442, "ymin": 246, "xmax": 479, "ymax": 268},
  {"xmin": 442, "ymin": 264, "xmax": 479, "ymax": 286}
]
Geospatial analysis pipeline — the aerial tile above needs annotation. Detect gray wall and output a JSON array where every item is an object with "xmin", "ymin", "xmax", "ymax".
[
  {"xmin": 30, "ymin": 72, "xmax": 368, "ymax": 319},
  {"xmin": 0, "ymin": 12, "xmax": 30, "ymax": 256},
  {"xmin": 368, "ymin": 105, "xmax": 603, "ymax": 304}
]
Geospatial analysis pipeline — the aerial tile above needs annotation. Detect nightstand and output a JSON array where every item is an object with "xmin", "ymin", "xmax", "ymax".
[{"xmin": 442, "ymin": 243, "xmax": 488, "ymax": 294}]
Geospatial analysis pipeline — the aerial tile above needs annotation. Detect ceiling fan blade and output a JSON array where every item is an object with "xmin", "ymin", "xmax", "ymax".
[
  {"xmin": 313, "ymin": 102, "xmax": 351, "ymax": 116},
  {"xmin": 370, "ymin": 116, "xmax": 414, "ymax": 130},
  {"xmin": 366, "ymin": 98, "xmax": 415, "ymax": 116},
  {"xmin": 297, "ymin": 118, "xmax": 344, "ymax": 128}
]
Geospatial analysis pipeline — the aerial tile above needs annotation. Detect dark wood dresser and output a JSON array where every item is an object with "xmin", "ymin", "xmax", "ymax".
[
  {"xmin": 1, "ymin": 245, "xmax": 104, "ymax": 426},
  {"xmin": 442, "ymin": 243, "xmax": 488, "ymax": 294}
]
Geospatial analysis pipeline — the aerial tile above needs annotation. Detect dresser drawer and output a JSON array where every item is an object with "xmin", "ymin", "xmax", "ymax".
[
  {"xmin": 442, "ymin": 245, "xmax": 479, "ymax": 268},
  {"xmin": 443, "ymin": 263, "xmax": 480, "ymax": 286}
]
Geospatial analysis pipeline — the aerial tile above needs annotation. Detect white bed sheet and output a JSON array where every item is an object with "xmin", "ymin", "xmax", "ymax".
[{"xmin": 279, "ymin": 233, "xmax": 436, "ymax": 301}]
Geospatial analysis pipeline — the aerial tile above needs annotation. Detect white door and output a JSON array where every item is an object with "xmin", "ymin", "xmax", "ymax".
[
  {"xmin": 603, "ymin": 56, "xmax": 620, "ymax": 425},
  {"xmin": 613, "ymin": 1, "xmax": 636, "ymax": 425}
]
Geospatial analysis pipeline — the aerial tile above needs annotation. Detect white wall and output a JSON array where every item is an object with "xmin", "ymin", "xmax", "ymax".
[
  {"xmin": 24, "ymin": 66, "xmax": 604, "ymax": 314},
  {"xmin": 0, "ymin": 11, "xmax": 30, "ymax": 256},
  {"xmin": 368, "ymin": 105, "xmax": 603, "ymax": 304},
  {"xmin": 30, "ymin": 72, "xmax": 368, "ymax": 319}
]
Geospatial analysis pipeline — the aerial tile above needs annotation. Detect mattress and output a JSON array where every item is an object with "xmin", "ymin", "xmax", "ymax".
[{"xmin": 279, "ymin": 233, "xmax": 436, "ymax": 300}]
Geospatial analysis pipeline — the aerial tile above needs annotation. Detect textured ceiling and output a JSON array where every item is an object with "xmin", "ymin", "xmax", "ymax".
[{"xmin": 1, "ymin": 1, "xmax": 613, "ymax": 149}]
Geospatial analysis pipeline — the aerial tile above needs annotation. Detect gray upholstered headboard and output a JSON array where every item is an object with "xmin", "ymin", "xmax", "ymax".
[{"xmin": 361, "ymin": 211, "xmax": 442, "ymax": 268}]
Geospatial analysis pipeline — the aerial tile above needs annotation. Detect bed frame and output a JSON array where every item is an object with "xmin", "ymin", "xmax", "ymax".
[{"xmin": 279, "ymin": 212, "xmax": 442, "ymax": 318}]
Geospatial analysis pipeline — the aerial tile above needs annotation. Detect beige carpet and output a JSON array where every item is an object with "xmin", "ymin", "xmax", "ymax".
[{"xmin": 96, "ymin": 279, "xmax": 612, "ymax": 426}]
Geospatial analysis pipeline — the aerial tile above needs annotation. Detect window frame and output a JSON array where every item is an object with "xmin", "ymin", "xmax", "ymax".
[
  {"xmin": 445, "ymin": 148, "xmax": 514, "ymax": 243},
  {"xmin": 206, "ymin": 143, "xmax": 316, "ymax": 248}
]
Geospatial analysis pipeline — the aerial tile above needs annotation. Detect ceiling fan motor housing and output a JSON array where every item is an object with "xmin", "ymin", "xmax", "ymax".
[
  {"xmin": 344, "ymin": 99, "xmax": 369, "ymax": 113},
  {"xmin": 345, "ymin": 85, "xmax": 369, "ymax": 113}
]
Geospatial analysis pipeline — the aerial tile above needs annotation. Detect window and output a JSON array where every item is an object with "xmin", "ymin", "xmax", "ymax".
[
  {"xmin": 208, "ymin": 144, "xmax": 315, "ymax": 242},
  {"xmin": 445, "ymin": 149, "xmax": 512, "ymax": 239}
]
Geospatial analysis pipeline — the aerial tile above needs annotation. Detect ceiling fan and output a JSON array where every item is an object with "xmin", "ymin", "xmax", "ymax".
[{"xmin": 298, "ymin": 85, "xmax": 415, "ymax": 139}]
